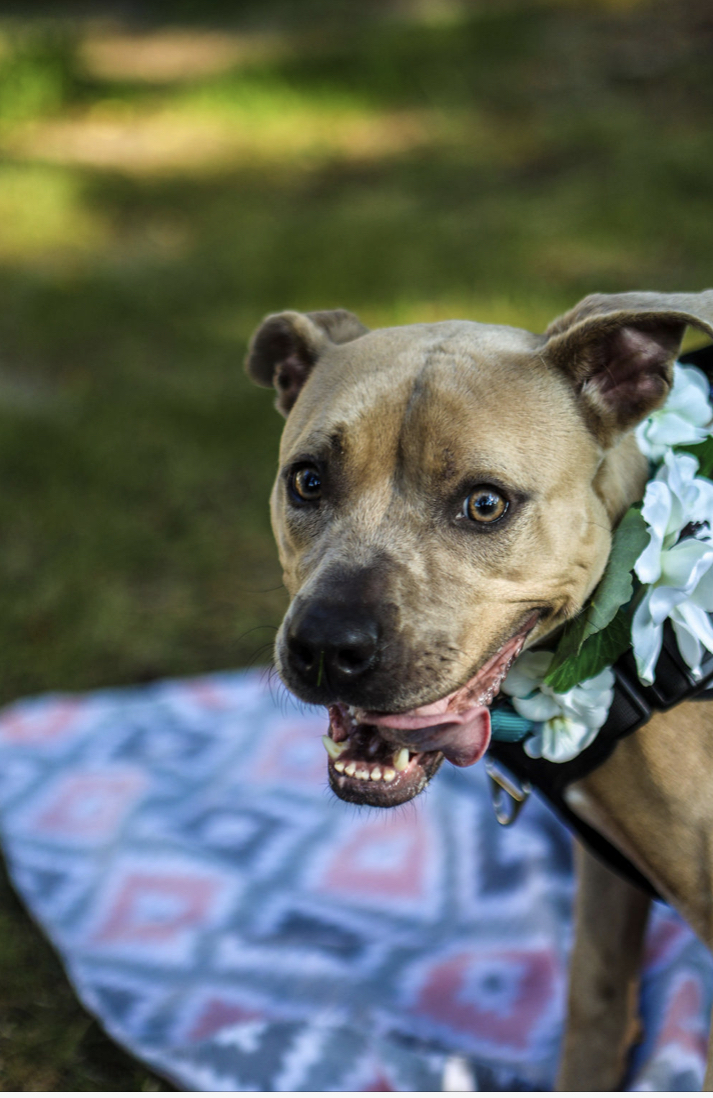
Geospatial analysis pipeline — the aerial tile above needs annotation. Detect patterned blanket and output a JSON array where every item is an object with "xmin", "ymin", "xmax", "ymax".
[{"xmin": 0, "ymin": 670, "xmax": 709, "ymax": 1090}]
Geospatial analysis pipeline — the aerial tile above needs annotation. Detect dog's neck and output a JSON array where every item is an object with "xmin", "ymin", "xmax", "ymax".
[{"xmin": 594, "ymin": 431, "xmax": 650, "ymax": 526}]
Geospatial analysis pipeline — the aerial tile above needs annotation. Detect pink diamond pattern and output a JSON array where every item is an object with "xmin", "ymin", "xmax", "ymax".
[
  {"xmin": 0, "ymin": 699, "xmax": 83, "ymax": 747},
  {"xmin": 92, "ymin": 870, "xmax": 224, "ymax": 946},
  {"xmin": 0, "ymin": 670, "xmax": 709, "ymax": 1090},
  {"xmin": 28, "ymin": 769, "xmax": 146, "ymax": 842},
  {"xmin": 315, "ymin": 810, "xmax": 432, "ymax": 904}
]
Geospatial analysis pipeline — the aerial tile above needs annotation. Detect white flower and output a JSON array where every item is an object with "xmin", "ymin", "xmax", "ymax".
[
  {"xmin": 632, "ymin": 539, "xmax": 713, "ymax": 684},
  {"xmin": 635, "ymin": 362, "xmax": 712, "ymax": 461},
  {"xmin": 501, "ymin": 651, "xmax": 615, "ymax": 763},
  {"xmin": 634, "ymin": 450, "xmax": 713, "ymax": 584},
  {"xmin": 632, "ymin": 450, "xmax": 713, "ymax": 684}
]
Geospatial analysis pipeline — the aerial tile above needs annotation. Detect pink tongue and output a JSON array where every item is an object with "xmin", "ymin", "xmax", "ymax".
[
  {"xmin": 356, "ymin": 620, "xmax": 539, "ymax": 768},
  {"xmin": 365, "ymin": 705, "xmax": 492, "ymax": 767}
]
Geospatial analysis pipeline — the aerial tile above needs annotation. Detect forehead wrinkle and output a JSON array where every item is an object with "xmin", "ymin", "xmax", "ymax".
[
  {"xmin": 394, "ymin": 353, "xmax": 597, "ymax": 491},
  {"xmin": 282, "ymin": 376, "xmax": 413, "ymax": 475},
  {"xmin": 392, "ymin": 358, "xmax": 435, "ymax": 487}
]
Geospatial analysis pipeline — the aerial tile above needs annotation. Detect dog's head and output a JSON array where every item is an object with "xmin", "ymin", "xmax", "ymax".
[{"xmin": 246, "ymin": 292, "xmax": 713, "ymax": 807}]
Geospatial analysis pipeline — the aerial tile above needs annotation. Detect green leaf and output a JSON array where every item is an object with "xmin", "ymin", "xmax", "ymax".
[
  {"xmin": 544, "ymin": 606, "xmax": 632, "ymax": 694},
  {"xmin": 582, "ymin": 506, "xmax": 648, "ymax": 635},
  {"xmin": 543, "ymin": 506, "xmax": 647, "ymax": 688},
  {"xmin": 678, "ymin": 435, "xmax": 713, "ymax": 479}
]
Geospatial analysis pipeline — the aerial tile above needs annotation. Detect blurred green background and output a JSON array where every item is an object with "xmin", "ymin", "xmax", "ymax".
[{"xmin": 0, "ymin": 0, "xmax": 711, "ymax": 1087}]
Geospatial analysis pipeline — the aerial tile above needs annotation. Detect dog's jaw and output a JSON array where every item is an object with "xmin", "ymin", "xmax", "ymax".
[
  {"xmin": 325, "ymin": 704, "xmax": 447, "ymax": 807},
  {"xmin": 324, "ymin": 616, "xmax": 538, "ymax": 807}
]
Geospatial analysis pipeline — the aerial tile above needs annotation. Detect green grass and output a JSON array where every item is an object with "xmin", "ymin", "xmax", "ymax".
[{"xmin": 0, "ymin": 0, "xmax": 712, "ymax": 1087}]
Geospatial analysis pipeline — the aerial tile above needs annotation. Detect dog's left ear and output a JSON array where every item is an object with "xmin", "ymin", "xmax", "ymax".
[
  {"xmin": 543, "ymin": 290, "xmax": 713, "ymax": 444},
  {"xmin": 245, "ymin": 308, "xmax": 369, "ymax": 416}
]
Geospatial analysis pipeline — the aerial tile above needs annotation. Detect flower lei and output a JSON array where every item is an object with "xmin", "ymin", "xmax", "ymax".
[{"xmin": 497, "ymin": 361, "xmax": 713, "ymax": 763}]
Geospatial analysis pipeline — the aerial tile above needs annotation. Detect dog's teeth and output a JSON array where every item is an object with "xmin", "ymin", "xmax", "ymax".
[
  {"xmin": 355, "ymin": 767, "xmax": 370, "ymax": 780},
  {"xmin": 393, "ymin": 748, "xmax": 410, "ymax": 772},
  {"xmin": 382, "ymin": 768, "xmax": 396, "ymax": 782},
  {"xmin": 370, "ymin": 766, "xmax": 382, "ymax": 781},
  {"xmin": 334, "ymin": 760, "xmax": 345, "ymax": 773},
  {"xmin": 322, "ymin": 734, "xmax": 346, "ymax": 759},
  {"xmin": 345, "ymin": 762, "xmax": 357, "ymax": 777}
]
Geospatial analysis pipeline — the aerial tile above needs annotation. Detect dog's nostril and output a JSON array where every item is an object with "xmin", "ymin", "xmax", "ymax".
[
  {"xmin": 333, "ymin": 641, "xmax": 376, "ymax": 675},
  {"xmin": 287, "ymin": 635, "xmax": 317, "ymax": 672}
]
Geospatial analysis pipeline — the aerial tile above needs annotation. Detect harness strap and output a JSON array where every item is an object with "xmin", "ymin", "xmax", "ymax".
[
  {"xmin": 489, "ymin": 645, "xmax": 713, "ymax": 899},
  {"xmin": 487, "ymin": 741, "xmax": 662, "ymax": 897}
]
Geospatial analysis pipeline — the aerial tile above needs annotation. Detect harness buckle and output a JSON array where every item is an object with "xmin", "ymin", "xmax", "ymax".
[{"xmin": 484, "ymin": 757, "xmax": 531, "ymax": 826}]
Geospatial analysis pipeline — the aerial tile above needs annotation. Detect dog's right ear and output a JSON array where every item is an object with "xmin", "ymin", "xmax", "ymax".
[{"xmin": 245, "ymin": 309, "xmax": 369, "ymax": 416}]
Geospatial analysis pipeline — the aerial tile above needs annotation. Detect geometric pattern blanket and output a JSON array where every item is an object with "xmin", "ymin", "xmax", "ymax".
[{"xmin": 0, "ymin": 670, "xmax": 709, "ymax": 1091}]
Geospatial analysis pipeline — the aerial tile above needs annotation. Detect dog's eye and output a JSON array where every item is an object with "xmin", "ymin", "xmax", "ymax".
[
  {"xmin": 463, "ymin": 486, "xmax": 508, "ymax": 524},
  {"xmin": 289, "ymin": 464, "xmax": 322, "ymax": 503}
]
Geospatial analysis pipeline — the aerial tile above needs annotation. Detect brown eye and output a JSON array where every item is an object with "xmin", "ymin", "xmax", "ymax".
[
  {"xmin": 464, "ymin": 486, "xmax": 507, "ymax": 524},
  {"xmin": 289, "ymin": 464, "xmax": 322, "ymax": 503}
]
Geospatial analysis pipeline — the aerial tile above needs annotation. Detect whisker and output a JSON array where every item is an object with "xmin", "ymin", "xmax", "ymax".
[
  {"xmin": 244, "ymin": 642, "xmax": 275, "ymax": 671},
  {"xmin": 235, "ymin": 623, "xmax": 278, "ymax": 647}
]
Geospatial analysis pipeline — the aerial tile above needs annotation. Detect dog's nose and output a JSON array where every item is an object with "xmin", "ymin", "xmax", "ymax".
[{"xmin": 286, "ymin": 602, "xmax": 380, "ymax": 689}]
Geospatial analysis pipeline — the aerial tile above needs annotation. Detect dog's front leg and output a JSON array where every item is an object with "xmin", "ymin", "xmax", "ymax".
[{"xmin": 557, "ymin": 840, "xmax": 651, "ymax": 1091}]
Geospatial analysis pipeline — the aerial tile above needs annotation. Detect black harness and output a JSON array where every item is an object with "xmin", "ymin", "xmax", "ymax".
[{"xmin": 486, "ymin": 343, "xmax": 713, "ymax": 899}]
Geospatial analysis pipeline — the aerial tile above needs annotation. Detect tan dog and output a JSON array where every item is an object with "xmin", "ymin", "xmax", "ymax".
[{"xmin": 246, "ymin": 291, "xmax": 713, "ymax": 1091}]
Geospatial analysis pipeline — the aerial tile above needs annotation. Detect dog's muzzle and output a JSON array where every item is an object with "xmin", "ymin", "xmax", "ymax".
[{"xmin": 320, "ymin": 615, "xmax": 540, "ymax": 808}]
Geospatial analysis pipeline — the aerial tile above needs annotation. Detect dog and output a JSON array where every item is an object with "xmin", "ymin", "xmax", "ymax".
[{"xmin": 246, "ymin": 290, "xmax": 713, "ymax": 1090}]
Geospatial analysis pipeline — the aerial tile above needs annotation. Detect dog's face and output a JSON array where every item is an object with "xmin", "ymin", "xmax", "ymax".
[{"xmin": 246, "ymin": 293, "xmax": 713, "ymax": 807}]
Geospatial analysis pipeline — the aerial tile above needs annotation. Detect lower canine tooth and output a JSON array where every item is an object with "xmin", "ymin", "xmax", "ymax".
[
  {"xmin": 322, "ymin": 735, "xmax": 346, "ymax": 759},
  {"xmin": 345, "ymin": 762, "xmax": 356, "ymax": 777},
  {"xmin": 370, "ymin": 767, "xmax": 382, "ymax": 781},
  {"xmin": 382, "ymin": 768, "xmax": 396, "ymax": 782},
  {"xmin": 320, "ymin": 733, "xmax": 347, "ymax": 759},
  {"xmin": 394, "ymin": 748, "xmax": 410, "ymax": 772},
  {"xmin": 334, "ymin": 760, "xmax": 345, "ymax": 773}
]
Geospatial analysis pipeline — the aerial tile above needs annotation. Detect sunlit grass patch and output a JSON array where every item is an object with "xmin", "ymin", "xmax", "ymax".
[
  {"xmin": 0, "ymin": 162, "xmax": 193, "ymax": 272},
  {"xmin": 0, "ymin": 163, "xmax": 107, "ymax": 263},
  {"xmin": 6, "ymin": 48, "xmax": 456, "ymax": 176},
  {"xmin": 8, "ymin": 102, "xmax": 444, "ymax": 176},
  {"xmin": 80, "ymin": 26, "xmax": 290, "ymax": 84},
  {"xmin": 0, "ymin": 6, "xmax": 564, "ymax": 177}
]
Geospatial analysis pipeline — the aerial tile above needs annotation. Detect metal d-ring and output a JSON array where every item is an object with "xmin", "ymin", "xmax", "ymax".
[{"xmin": 484, "ymin": 757, "xmax": 531, "ymax": 826}]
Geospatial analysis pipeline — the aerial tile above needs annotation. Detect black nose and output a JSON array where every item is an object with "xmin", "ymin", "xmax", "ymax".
[{"xmin": 286, "ymin": 602, "xmax": 380, "ymax": 691}]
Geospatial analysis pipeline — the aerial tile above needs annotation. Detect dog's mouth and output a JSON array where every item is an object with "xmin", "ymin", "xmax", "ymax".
[{"xmin": 323, "ymin": 617, "xmax": 537, "ymax": 808}]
